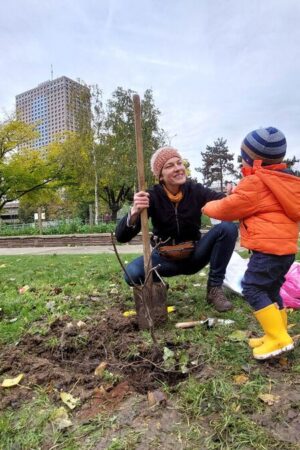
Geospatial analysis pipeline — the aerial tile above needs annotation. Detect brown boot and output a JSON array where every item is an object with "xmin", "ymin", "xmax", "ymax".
[{"xmin": 206, "ymin": 286, "xmax": 233, "ymax": 312}]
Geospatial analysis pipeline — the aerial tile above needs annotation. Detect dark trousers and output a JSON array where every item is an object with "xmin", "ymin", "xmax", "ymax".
[
  {"xmin": 124, "ymin": 221, "xmax": 238, "ymax": 286},
  {"xmin": 241, "ymin": 251, "xmax": 295, "ymax": 311}
]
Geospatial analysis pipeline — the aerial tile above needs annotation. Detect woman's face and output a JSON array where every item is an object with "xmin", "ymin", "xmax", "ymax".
[{"xmin": 160, "ymin": 156, "xmax": 187, "ymax": 188}]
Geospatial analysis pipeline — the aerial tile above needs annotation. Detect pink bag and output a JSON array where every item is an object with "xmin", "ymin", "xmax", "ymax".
[{"xmin": 281, "ymin": 263, "xmax": 300, "ymax": 309}]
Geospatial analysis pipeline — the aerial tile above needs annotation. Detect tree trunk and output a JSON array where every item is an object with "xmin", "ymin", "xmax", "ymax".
[
  {"xmin": 94, "ymin": 171, "xmax": 99, "ymax": 225},
  {"xmin": 91, "ymin": 144, "xmax": 99, "ymax": 225},
  {"xmin": 111, "ymin": 207, "xmax": 118, "ymax": 222}
]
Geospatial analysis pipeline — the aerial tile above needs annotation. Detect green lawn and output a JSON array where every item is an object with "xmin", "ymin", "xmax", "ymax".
[{"xmin": 0, "ymin": 252, "xmax": 300, "ymax": 450}]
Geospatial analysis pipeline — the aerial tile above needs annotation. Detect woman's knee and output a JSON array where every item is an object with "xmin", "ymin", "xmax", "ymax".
[
  {"xmin": 124, "ymin": 259, "xmax": 145, "ymax": 285},
  {"xmin": 218, "ymin": 221, "xmax": 238, "ymax": 238}
]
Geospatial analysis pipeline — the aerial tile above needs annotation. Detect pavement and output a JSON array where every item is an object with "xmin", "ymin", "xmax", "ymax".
[
  {"xmin": 0, "ymin": 244, "xmax": 144, "ymax": 256},
  {"xmin": 0, "ymin": 242, "xmax": 246, "ymax": 256}
]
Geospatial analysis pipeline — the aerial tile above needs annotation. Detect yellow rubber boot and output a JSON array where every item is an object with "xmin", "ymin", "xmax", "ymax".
[
  {"xmin": 249, "ymin": 308, "xmax": 288, "ymax": 349},
  {"xmin": 253, "ymin": 304, "xmax": 294, "ymax": 360}
]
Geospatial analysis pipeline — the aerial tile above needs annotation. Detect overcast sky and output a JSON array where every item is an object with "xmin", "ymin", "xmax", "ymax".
[{"xmin": 1, "ymin": 0, "xmax": 300, "ymax": 176}]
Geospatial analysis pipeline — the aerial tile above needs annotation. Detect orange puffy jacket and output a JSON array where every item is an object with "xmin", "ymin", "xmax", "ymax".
[{"xmin": 203, "ymin": 161, "xmax": 300, "ymax": 255}]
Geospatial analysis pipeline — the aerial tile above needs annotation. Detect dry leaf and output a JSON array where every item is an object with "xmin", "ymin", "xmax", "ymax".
[
  {"xmin": 94, "ymin": 362, "xmax": 108, "ymax": 377},
  {"xmin": 0, "ymin": 264, "xmax": 6, "ymax": 268},
  {"xmin": 279, "ymin": 357, "xmax": 288, "ymax": 367},
  {"xmin": 50, "ymin": 407, "xmax": 72, "ymax": 430},
  {"xmin": 258, "ymin": 393, "xmax": 280, "ymax": 405},
  {"xmin": 233, "ymin": 374, "xmax": 249, "ymax": 385},
  {"xmin": 228, "ymin": 330, "xmax": 248, "ymax": 342},
  {"xmin": 19, "ymin": 285, "xmax": 30, "ymax": 294},
  {"xmin": 110, "ymin": 288, "xmax": 118, "ymax": 294},
  {"xmin": 123, "ymin": 310, "xmax": 136, "ymax": 317},
  {"xmin": 76, "ymin": 320, "xmax": 86, "ymax": 328},
  {"xmin": 147, "ymin": 389, "xmax": 167, "ymax": 407},
  {"xmin": 1, "ymin": 373, "xmax": 24, "ymax": 388},
  {"xmin": 123, "ymin": 306, "xmax": 175, "ymax": 317},
  {"xmin": 60, "ymin": 392, "xmax": 80, "ymax": 409}
]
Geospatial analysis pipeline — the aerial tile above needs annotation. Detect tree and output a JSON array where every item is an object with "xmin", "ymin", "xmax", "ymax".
[
  {"xmin": 99, "ymin": 87, "xmax": 165, "ymax": 220},
  {"xmin": 195, "ymin": 138, "xmax": 239, "ymax": 191},
  {"xmin": 67, "ymin": 84, "xmax": 103, "ymax": 223},
  {"xmin": 284, "ymin": 155, "xmax": 300, "ymax": 176},
  {"xmin": 60, "ymin": 86, "xmax": 166, "ymax": 222},
  {"xmin": 0, "ymin": 119, "xmax": 61, "ymax": 211}
]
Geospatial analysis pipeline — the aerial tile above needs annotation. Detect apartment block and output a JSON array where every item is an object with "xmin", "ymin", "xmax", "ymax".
[{"xmin": 16, "ymin": 76, "xmax": 90, "ymax": 148}]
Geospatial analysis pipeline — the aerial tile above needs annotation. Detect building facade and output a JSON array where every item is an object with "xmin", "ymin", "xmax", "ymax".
[
  {"xmin": 0, "ymin": 201, "xmax": 20, "ymax": 224},
  {"xmin": 16, "ymin": 76, "xmax": 90, "ymax": 148}
]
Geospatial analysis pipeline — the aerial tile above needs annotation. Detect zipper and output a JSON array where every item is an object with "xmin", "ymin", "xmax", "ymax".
[{"xmin": 174, "ymin": 203, "xmax": 180, "ymax": 237}]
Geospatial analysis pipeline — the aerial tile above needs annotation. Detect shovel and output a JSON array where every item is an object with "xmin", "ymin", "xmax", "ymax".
[{"xmin": 132, "ymin": 94, "xmax": 168, "ymax": 330}]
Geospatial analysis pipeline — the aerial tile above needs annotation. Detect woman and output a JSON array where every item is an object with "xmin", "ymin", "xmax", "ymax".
[{"xmin": 115, "ymin": 146, "xmax": 238, "ymax": 312}]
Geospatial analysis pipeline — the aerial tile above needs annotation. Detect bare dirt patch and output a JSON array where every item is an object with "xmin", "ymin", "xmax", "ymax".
[{"xmin": 0, "ymin": 308, "xmax": 199, "ymax": 412}]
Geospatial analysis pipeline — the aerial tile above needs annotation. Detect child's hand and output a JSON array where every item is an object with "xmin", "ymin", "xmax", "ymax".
[{"xmin": 226, "ymin": 183, "xmax": 236, "ymax": 195}]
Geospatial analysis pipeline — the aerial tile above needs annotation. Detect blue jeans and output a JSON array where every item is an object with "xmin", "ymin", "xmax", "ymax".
[
  {"xmin": 124, "ymin": 222, "xmax": 238, "ymax": 286},
  {"xmin": 241, "ymin": 251, "xmax": 295, "ymax": 311}
]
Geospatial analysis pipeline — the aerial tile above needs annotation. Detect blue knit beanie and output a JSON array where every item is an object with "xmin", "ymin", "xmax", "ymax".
[{"xmin": 241, "ymin": 127, "xmax": 287, "ymax": 166}]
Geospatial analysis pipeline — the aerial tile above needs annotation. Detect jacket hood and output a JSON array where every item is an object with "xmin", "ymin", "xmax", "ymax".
[{"xmin": 242, "ymin": 161, "xmax": 300, "ymax": 222}]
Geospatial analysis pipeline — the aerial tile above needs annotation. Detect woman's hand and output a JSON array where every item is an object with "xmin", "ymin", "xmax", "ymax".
[{"xmin": 129, "ymin": 191, "xmax": 150, "ymax": 225}]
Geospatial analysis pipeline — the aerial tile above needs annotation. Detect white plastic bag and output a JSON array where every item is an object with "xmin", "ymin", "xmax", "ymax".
[{"xmin": 224, "ymin": 251, "xmax": 249, "ymax": 295}]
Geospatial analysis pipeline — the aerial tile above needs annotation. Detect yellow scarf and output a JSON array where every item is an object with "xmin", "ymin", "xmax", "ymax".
[{"xmin": 163, "ymin": 185, "xmax": 183, "ymax": 203}]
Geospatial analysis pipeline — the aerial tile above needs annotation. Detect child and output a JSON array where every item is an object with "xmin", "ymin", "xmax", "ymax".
[{"xmin": 203, "ymin": 127, "xmax": 300, "ymax": 360}]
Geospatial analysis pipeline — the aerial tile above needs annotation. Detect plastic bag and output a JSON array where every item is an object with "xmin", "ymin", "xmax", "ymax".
[
  {"xmin": 224, "ymin": 251, "xmax": 249, "ymax": 295},
  {"xmin": 224, "ymin": 253, "xmax": 300, "ymax": 309},
  {"xmin": 280, "ymin": 262, "xmax": 300, "ymax": 309}
]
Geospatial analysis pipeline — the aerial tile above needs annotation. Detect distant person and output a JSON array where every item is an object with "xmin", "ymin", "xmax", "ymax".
[
  {"xmin": 115, "ymin": 146, "xmax": 238, "ymax": 312},
  {"xmin": 203, "ymin": 127, "xmax": 300, "ymax": 360}
]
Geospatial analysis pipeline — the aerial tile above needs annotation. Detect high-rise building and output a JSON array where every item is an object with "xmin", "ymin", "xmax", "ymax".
[{"xmin": 16, "ymin": 76, "xmax": 90, "ymax": 148}]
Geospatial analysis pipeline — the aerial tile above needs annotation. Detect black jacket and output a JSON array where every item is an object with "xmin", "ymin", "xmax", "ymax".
[{"xmin": 115, "ymin": 180, "xmax": 225, "ymax": 245}]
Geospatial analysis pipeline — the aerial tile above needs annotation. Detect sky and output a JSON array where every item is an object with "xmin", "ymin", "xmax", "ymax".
[{"xmin": 1, "ymin": 0, "xmax": 300, "ymax": 177}]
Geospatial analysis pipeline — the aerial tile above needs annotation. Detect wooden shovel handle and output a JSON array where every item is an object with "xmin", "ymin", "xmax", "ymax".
[
  {"xmin": 175, "ymin": 321, "xmax": 203, "ymax": 329},
  {"xmin": 133, "ymin": 94, "xmax": 152, "ymax": 273}
]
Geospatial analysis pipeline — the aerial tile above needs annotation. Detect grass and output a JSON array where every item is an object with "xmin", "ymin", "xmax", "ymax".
[{"xmin": 0, "ymin": 250, "xmax": 300, "ymax": 449}]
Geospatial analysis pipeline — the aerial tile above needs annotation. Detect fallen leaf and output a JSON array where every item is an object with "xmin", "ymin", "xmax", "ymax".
[
  {"xmin": 50, "ymin": 407, "xmax": 72, "ymax": 430},
  {"xmin": 258, "ymin": 393, "xmax": 280, "ymax": 405},
  {"xmin": 19, "ymin": 285, "xmax": 30, "ymax": 294},
  {"xmin": 287, "ymin": 323, "xmax": 296, "ymax": 329},
  {"xmin": 279, "ymin": 357, "xmax": 288, "ymax": 367},
  {"xmin": 8, "ymin": 317, "xmax": 18, "ymax": 323},
  {"xmin": 123, "ymin": 306, "xmax": 176, "ymax": 317},
  {"xmin": 228, "ymin": 330, "xmax": 248, "ymax": 342},
  {"xmin": 46, "ymin": 301, "xmax": 55, "ymax": 311},
  {"xmin": 233, "ymin": 374, "xmax": 249, "ymax": 385},
  {"xmin": 94, "ymin": 361, "xmax": 108, "ymax": 377},
  {"xmin": 76, "ymin": 320, "xmax": 86, "ymax": 328},
  {"xmin": 1, "ymin": 373, "xmax": 24, "ymax": 388},
  {"xmin": 60, "ymin": 392, "xmax": 80, "ymax": 409},
  {"xmin": 193, "ymin": 283, "xmax": 201, "ymax": 287},
  {"xmin": 0, "ymin": 264, "xmax": 6, "ymax": 268},
  {"xmin": 123, "ymin": 310, "xmax": 136, "ymax": 317},
  {"xmin": 147, "ymin": 389, "xmax": 167, "ymax": 407},
  {"xmin": 110, "ymin": 288, "xmax": 118, "ymax": 294},
  {"xmin": 163, "ymin": 347, "xmax": 175, "ymax": 361}
]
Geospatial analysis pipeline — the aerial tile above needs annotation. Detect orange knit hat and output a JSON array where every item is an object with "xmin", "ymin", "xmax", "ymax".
[{"xmin": 150, "ymin": 146, "xmax": 182, "ymax": 177}]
